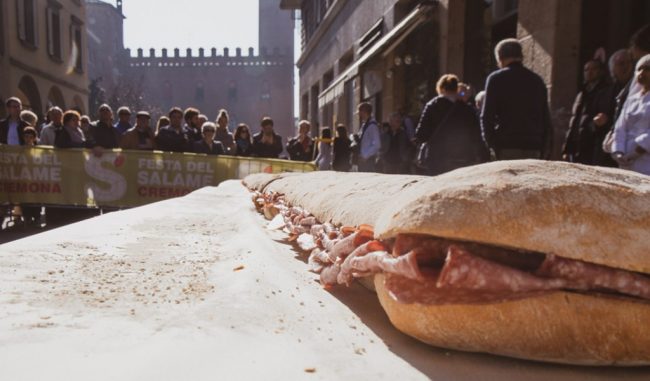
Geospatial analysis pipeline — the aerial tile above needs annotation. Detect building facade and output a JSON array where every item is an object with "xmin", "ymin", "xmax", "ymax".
[
  {"xmin": 85, "ymin": 0, "xmax": 295, "ymax": 141},
  {"xmin": 282, "ymin": 0, "xmax": 650, "ymax": 158},
  {"xmin": 0, "ymin": 0, "xmax": 89, "ymax": 119}
]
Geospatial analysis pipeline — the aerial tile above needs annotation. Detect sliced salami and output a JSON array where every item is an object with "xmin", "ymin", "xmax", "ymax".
[{"xmin": 537, "ymin": 254, "xmax": 650, "ymax": 300}]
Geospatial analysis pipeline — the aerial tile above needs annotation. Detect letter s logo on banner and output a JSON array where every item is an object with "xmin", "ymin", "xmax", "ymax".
[{"xmin": 84, "ymin": 152, "xmax": 127, "ymax": 202}]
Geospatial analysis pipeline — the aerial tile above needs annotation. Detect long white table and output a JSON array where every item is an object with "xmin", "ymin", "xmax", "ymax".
[{"xmin": 0, "ymin": 180, "xmax": 647, "ymax": 380}]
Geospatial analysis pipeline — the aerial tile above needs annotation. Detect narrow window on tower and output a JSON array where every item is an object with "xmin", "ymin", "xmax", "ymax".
[
  {"xmin": 228, "ymin": 81, "xmax": 238, "ymax": 102},
  {"xmin": 16, "ymin": 0, "xmax": 38, "ymax": 47},
  {"xmin": 195, "ymin": 82, "xmax": 205, "ymax": 103},
  {"xmin": 70, "ymin": 16, "xmax": 84, "ymax": 72},
  {"xmin": 46, "ymin": 1, "xmax": 62, "ymax": 61}
]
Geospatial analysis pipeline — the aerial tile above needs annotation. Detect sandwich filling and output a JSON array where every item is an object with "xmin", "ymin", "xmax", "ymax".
[{"xmin": 254, "ymin": 191, "xmax": 650, "ymax": 305}]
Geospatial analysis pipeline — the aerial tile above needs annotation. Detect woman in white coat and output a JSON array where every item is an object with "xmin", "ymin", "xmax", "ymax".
[{"xmin": 612, "ymin": 54, "xmax": 650, "ymax": 175}]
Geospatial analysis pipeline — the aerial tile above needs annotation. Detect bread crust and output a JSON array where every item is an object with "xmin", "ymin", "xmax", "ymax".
[
  {"xmin": 245, "ymin": 161, "xmax": 650, "ymax": 274},
  {"xmin": 374, "ymin": 160, "xmax": 650, "ymax": 273},
  {"xmin": 375, "ymin": 273, "xmax": 650, "ymax": 365},
  {"xmin": 248, "ymin": 171, "xmax": 425, "ymax": 228}
]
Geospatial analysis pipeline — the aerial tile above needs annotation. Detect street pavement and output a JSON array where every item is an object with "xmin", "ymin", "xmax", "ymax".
[{"xmin": 1, "ymin": 207, "xmax": 102, "ymax": 245}]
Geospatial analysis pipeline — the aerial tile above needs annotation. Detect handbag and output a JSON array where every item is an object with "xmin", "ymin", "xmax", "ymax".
[{"xmin": 602, "ymin": 129, "xmax": 615, "ymax": 154}]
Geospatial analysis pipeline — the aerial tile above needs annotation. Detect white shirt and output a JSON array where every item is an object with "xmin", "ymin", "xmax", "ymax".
[
  {"xmin": 612, "ymin": 89, "xmax": 650, "ymax": 175},
  {"xmin": 40, "ymin": 123, "xmax": 58, "ymax": 146},
  {"xmin": 7, "ymin": 120, "xmax": 20, "ymax": 145},
  {"xmin": 360, "ymin": 118, "xmax": 381, "ymax": 159}
]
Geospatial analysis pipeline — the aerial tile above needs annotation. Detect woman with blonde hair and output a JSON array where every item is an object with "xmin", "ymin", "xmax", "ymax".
[
  {"xmin": 155, "ymin": 116, "xmax": 170, "ymax": 137},
  {"xmin": 20, "ymin": 110, "xmax": 38, "ymax": 128}
]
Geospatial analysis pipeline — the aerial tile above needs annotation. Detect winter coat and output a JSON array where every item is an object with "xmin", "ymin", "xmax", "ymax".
[
  {"xmin": 332, "ymin": 138, "xmax": 351, "ymax": 171},
  {"xmin": 286, "ymin": 135, "xmax": 315, "ymax": 162},
  {"xmin": 193, "ymin": 139, "xmax": 225, "ymax": 155},
  {"xmin": 120, "ymin": 127, "xmax": 156, "ymax": 150},
  {"xmin": 252, "ymin": 132, "xmax": 283, "ymax": 158},
  {"xmin": 480, "ymin": 62, "xmax": 552, "ymax": 155},
  {"xmin": 420, "ymin": 99, "xmax": 489, "ymax": 175},
  {"xmin": 612, "ymin": 90, "xmax": 650, "ymax": 175},
  {"xmin": 562, "ymin": 79, "xmax": 609, "ymax": 164}
]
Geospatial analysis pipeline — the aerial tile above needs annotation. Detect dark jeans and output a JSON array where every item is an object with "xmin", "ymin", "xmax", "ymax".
[
  {"xmin": 496, "ymin": 149, "xmax": 542, "ymax": 160},
  {"xmin": 358, "ymin": 156, "xmax": 377, "ymax": 172}
]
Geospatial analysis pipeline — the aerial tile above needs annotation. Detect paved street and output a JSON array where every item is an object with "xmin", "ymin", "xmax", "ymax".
[{"xmin": 1, "ymin": 207, "xmax": 103, "ymax": 245}]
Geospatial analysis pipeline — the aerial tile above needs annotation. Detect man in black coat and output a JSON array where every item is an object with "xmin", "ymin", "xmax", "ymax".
[
  {"xmin": 561, "ymin": 60, "xmax": 609, "ymax": 164},
  {"xmin": 0, "ymin": 97, "xmax": 29, "ymax": 145},
  {"xmin": 381, "ymin": 113, "xmax": 415, "ymax": 174},
  {"xmin": 480, "ymin": 39, "xmax": 552, "ymax": 160},
  {"xmin": 252, "ymin": 117, "xmax": 283, "ymax": 158},
  {"xmin": 88, "ymin": 104, "xmax": 121, "ymax": 149},
  {"xmin": 286, "ymin": 120, "xmax": 314, "ymax": 161},
  {"xmin": 156, "ymin": 107, "xmax": 192, "ymax": 153},
  {"xmin": 590, "ymin": 50, "xmax": 634, "ymax": 167}
]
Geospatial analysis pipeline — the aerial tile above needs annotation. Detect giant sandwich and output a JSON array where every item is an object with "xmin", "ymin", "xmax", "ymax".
[{"xmin": 244, "ymin": 160, "xmax": 650, "ymax": 365}]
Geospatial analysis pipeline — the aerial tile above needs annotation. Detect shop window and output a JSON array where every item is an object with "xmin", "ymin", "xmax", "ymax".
[
  {"xmin": 16, "ymin": 0, "xmax": 38, "ymax": 48},
  {"xmin": 301, "ymin": 93, "xmax": 309, "ymax": 120},
  {"xmin": 322, "ymin": 69, "xmax": 334, "ymax": 89},
  {"xmin": 46, "ymin": 1, "xmax": 62, "ymax": 61},
  {"xmin": 338, "ymin": 49, "xmax": 354, "ymax": 73}
]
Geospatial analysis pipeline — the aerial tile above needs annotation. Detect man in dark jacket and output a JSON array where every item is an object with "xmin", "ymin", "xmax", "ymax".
[
  {"xmin": 89, "ymin": 104, "xmax": 121, "ymax": 148},
  {"xmin": 562, "ymin": 60, "xmax": 609, "ymax": 164},
  {"xmin": 252, "ymin": 117, "xmax": 283, "ymax": 158},
  {"xmin": 286, "ymin": 120, "xmax": 314, "ymax": 161},
  {"xmin": 0, "ymin": 97, "xmax": 29, "ymax": 145},
  {"xmin": 481, "ymin": 38, "xmax": 552, "ymax": 160},
  {"xmin": 183, "ymin": 107, "xmax": 202, "ymax": 143},
  {"xmin": 381, "ymin": 113, "xmax": 414, "ymax": 174},
  {"xmin": 156, "ymin": 107, "xmax": 192, "ymax": 153},
  {"xmin": 591, "ymin": 50, "xmax": 634, "ymax": 167}
]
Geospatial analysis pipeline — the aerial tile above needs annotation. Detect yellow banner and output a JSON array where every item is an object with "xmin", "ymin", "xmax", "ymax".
[{"xmin": 0, "ymin": 145, "xmax": 316, "ymax": 208}]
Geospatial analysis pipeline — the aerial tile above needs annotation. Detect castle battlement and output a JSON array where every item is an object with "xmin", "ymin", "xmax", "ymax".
[
  {"xmin": 125, "ymin": 47, "xmax": 290, "ymax": 68},
  {"xmin": 126, "ymin": 46, "xmax": 287, "ymax": 59}
]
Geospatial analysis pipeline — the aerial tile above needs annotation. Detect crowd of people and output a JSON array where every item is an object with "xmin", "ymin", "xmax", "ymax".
[
  {"xmin": 283, "ymin": 26, "xmax": 650, "ymax": 177},
  {"xmin": 562, "ymin": 25, "xmax": 650, "ymax": 176},
  {"xmin": 0, "ymin": 99, "xmax": 290, "ymax": 161},
  {"xmin": 2, "ymin": 26, "xmax": 650, "ymax": 193}
]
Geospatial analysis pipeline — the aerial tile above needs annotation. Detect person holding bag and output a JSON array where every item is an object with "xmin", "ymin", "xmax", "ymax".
[
  {"xmin": 611, "ymin": 54, "xmax": 650, "ymax": 175},
  {"xmin": 415, "ymin": 74, "xmax": 488, "ymax": 176}
]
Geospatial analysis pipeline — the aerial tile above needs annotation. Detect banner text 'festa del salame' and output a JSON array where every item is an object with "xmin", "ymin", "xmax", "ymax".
[{"xmin": 0, "ymin": 145, "xmax": 315, "ymax": 208}]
